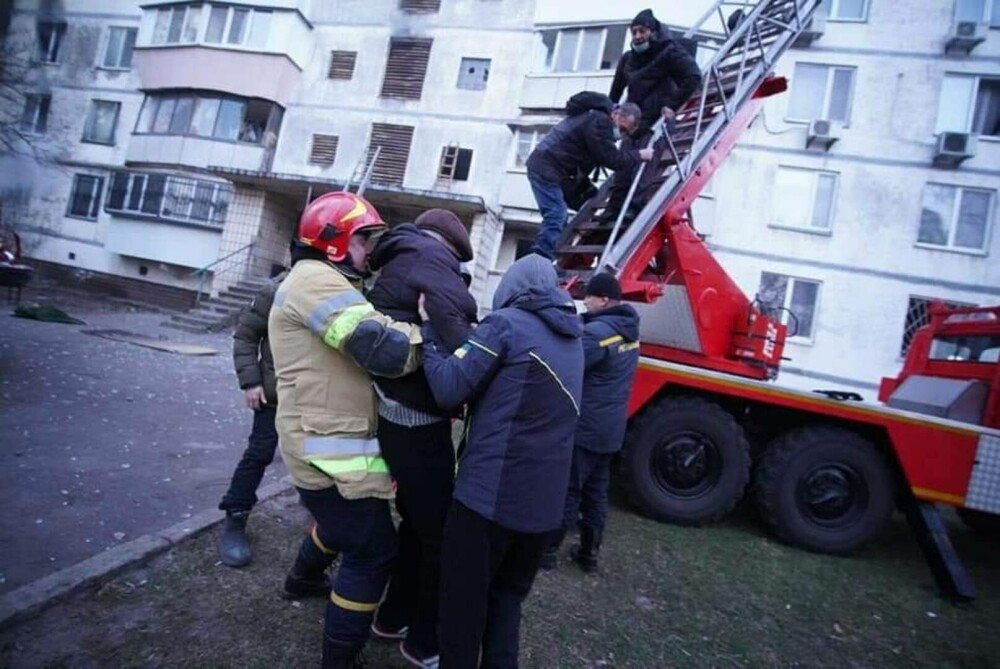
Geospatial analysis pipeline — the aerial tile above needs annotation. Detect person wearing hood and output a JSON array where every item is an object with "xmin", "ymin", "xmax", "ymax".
[
  {"xmin": 364, "ymin": 209, "xmax": 478, "ymax": 668},
  {"xmin": 601, "ymin": 8, "xmax": 703, "ymax": 224},
  {"xmin": 541, "ymin": 273, "xmax": 640, "ymax": 574},
  {"xmin": 420, "ymin": 254, "xmax": 584, "ymax": 668}
]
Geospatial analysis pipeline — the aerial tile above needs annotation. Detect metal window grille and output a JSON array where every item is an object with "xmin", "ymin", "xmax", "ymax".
[
  {"xmin": 900, "ymin": 296, "xmax": 975, "ymax": 357},
  {"xmin": 328, "ymin": 50, "xmax": 357, "ymax": 80},
  {"xmin": 380, "ymin": 38, "xmax": 433, "ymax": 100},
  {"xmin": 309, "ymin": 134, "xmax": 339, "ymax": 166},
  {"xmin": 365, "ymin": 123, "xmax": 415, "ymax": 187}
]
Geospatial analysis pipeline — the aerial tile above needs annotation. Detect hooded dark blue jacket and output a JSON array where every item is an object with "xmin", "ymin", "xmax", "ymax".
[
  {"xmin": 421, "ymin": 255, "xmax": 584, "ymax": 533},
  {"xmin": 367, "ymin": 223, "xmax": 478, "ymax": 415},
  {"xmin": 575, "ymin": 304, "xmax": 641, "ymax": 454}
]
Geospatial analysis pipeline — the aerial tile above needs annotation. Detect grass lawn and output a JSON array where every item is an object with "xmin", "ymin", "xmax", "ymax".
[{"xmin": 2, "ymin": 488, "xmax": 997, "ymax": 668}]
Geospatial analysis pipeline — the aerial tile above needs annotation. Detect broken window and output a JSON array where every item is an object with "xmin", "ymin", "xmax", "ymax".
[
  {"xmin": 309, "ymin": 134, "xmax": 339, "ymax": 166},
  {"xmin": 439, "ymin": 146, "xmax": 473, "ymax": 181},
  {"xmin": 457, "ymin": 58, "xmax": 490, "ymax": 91},
  {"xmin": 67, "ymin": 174, "xmax": 104, "ymax": 220},
  {"xmin": 381, "ymin": 38, "xmax": 433, "ymax": 100},
  {"xmin": 366, "ymin": 123, "xmax": 415, "ymax": 186},
  {"xmin": 82, "ymin": 100, "xmax": 121, "ymax": 145},
  {"xmin": 35, "ymin": 22, "xmax": 66, "ymax": 63},
  {"xmin": 103, "ymin": 27, "xmax": 137, "ymax": 69},
  {"xmin": 20, "ymin": 94, "xmax": 50, "ymax": 134},
  {"xmin": 328, "ymin": 51, "xmax": 358, "ymax": 80}
]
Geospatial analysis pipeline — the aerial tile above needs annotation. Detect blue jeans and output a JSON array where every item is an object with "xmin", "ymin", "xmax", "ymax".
[{"xmin": 527, "ymin": 169, "xmax": 568, "ymax": 260}]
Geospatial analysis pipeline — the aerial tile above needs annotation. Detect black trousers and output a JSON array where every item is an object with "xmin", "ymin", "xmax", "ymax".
[
  {"xmin": 219, "ymin": 405, "xmax": 278, "ymax": 512},
  {"xmin": 439, "ymin": 501, "xmax": 554, "ymax": 669},
  {"xmin": 562, "ymin": 447, "xmax": 614, "ymax": 534},
  {"xmin": 377, "ymin": 417, "xmax": 455, "ymax": 656},
  {"xmin": 297, "ymin": 486, "xmax": 397, "ymax": 650},
  {"xmin": 606, "ymin": 127, "xmax": 671, "ymax": 215}
]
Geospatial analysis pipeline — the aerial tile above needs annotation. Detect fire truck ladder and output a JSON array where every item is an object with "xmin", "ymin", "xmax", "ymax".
[{"xmin": 553, "ymin": 0, "xmax": 824, "ymax": 300}]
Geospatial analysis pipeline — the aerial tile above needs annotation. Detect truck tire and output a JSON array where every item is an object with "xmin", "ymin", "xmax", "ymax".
[
  {"xmin": 754, "ymin": 426, "xmax": 895, "ymax": 555},
  {"xmin": 957, "ymin": 508, "xmax": 1000, "ymax": 539},
  {"xmin": 621, "ymin": 396, "xmax": 750, "ymax": 525}
]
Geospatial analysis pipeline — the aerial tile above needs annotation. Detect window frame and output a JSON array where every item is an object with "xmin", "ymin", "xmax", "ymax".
[
  {"xmin": 915, "ymin": 182, "xmax": 995, "ymax": 255},
  {"xmin": 954, "ymin": 0, "xmax": 1000, "ymax": 27},
  {"xmin": 899, "ymin": 295, "xmax": 978, "ymax": 358},
  {"xmin": 20, "ymin": 93, "xmax": 51, "ymax": 135},
  {"xmin": 34, "ymin": 21, "xmax": 66, "ymax": 64},
  {"xmin": 511, "ymin": 127, "xmax": 549, "ymax": 169},
  {"xmin": 456, "ymin": 57, "xmax": 491, "ymax": 91},
  {"xmin": 786, "ymin": 62, "xmax": 857, "ymax": 127},
  {"xmin": 935, "ymin": 73, "xmax": 1000, "ymax": 139},
  {"xmin": 82, "ymin": 99, "xmax": 122, "ymax": 146},
  {"xmin": 758, "ymin": 272, "xmax": 822, "ymax": 344},
  {"xmin": 541, "ymin": 24, "xmax": 628, "ymax": 74},
  {"xmin": 105, "ymin": 170, "xmax": 231, "ymax": 228},
  {"xmin": 770, "ymin": 165, "xmax": 839, "ymax": 235},
  {"xmin": 826, "ymin": 0, "xmax": 871, "ymax": 23},
  {"xmin": 133, "ymin": 91, "xmax": 282, "ymax": 146},
  {"xmin": 438, "ymin": 146, "xmax": 474, "ymax": 181},
  {"xmin": 101, "ymin": 26, "xmax": 138, "ymax": 70},
  {"xmin": 66, "ymin": 174, "xmax": 105, "ymax": 221}
]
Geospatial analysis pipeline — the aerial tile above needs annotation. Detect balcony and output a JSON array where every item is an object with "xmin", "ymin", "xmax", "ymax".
[
  {"xmin": 133, "ymin": 2, "xmax": 313, "ymax": 106},
  {"xmin": 520, "ymin": 72, "xmax": 615, "ymax": 111}
]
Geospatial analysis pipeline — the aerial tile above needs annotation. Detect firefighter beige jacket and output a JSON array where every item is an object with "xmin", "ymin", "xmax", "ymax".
[{"xmin": 269, "ymin": 259, "xmax": 421, "ymax": 497}]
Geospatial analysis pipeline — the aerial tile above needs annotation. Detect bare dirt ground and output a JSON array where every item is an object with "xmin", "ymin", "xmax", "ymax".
[{"xmin": 1, "ymin": 487, "xmax": 997, "ymax": 669}]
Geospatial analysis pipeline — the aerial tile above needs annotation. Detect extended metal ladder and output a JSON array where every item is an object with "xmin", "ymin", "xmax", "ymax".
[{"xmin": 553, "ymin": 0, "xmax": 825, "ymax": 294}]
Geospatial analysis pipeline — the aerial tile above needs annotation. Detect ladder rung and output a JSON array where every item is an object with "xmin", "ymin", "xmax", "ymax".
[{"xmin": 557, "ymin": 244, "xmax": 606, "ymax": 254}]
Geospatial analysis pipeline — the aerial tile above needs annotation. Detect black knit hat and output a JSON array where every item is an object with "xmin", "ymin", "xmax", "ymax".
[
  {"xmin": 631, "ymin": 9, "xmax": 660, "ymax": 31},
  {"xmin": 585, "ymin": 272, "xmax": 622, "ymax": 300},
  {"xmin": 415, "ymin": 209, "xmax": 474, "ymax": 262}
]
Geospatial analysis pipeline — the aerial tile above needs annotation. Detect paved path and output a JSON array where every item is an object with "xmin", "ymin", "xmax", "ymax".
[{"xmin": 0, "ymin": 298, "xmax": 286, "ymax": 593}]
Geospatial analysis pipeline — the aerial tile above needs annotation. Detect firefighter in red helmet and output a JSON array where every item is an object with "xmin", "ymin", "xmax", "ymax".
[{"xmin": 269, "ymin": 192, "xmax": 422, "ymax": 668}]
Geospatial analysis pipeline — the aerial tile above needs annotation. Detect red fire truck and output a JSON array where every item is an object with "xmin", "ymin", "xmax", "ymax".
[{"xmin": 554, "ymin": 0, "xmax": 999, "ymax": 600}]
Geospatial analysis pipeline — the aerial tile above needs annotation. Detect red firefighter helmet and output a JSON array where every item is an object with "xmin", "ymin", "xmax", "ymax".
[{"xmin": 296, "ymin": 192, "xmax": 385, "ymax": 262}]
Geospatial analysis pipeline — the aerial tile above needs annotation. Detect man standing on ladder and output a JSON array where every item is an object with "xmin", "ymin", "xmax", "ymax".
[{"xmin": 600, "ymin": 8, "xmax": 702, "ymax": 225}]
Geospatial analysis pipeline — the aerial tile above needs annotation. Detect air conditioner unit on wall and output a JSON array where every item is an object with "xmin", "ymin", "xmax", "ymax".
[
  {"xmin": 945, "ymin": 21, "xmax": 987, "ymax": 55},
  {"xmin": 793, "ymin": 5, "xmax": 828, "ymax": 48},
  {"xmin": 806, "ymin": 119, "xmax": 842, "ymax": 151},
  {"xmin": 933, "ymin": 132, "xmax": 977, "ymax": 168}
]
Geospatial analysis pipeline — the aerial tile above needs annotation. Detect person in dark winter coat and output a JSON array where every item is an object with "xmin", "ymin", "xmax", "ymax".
[
  {"xmin": 602, "ymin": 8, "xmax": 703, "ymax": 223},
  {"xmin": 366, "ymin": 209, "xmax": 478, "ymax": 667},
  {"xmin": 541, "ymin": 273, "xmax": 640, "ymax": 574},
  {"xmin": 421, "ymin": 254, "xmax": 584, "ymax": 668},
  {"xmin": 526, "ymin": 99, "xmax": 654, "ymax": 259},
  {"xmin": 216, "ymin": 269, "xmax": 287, "ymax": 568}
]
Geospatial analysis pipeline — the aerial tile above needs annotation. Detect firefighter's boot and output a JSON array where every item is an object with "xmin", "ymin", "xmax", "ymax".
[
  {"xmin": 217, "ymin": 510, "xmax": 252, "ymax": 568},
  {"xmin": 283, "ymin": 528, "xmax": 337, "ymax": 599},
  {"xmin": 539, "ymin": 529, "xmax": 565, "ymax": 571},
  {"xmin": 569, "ymin": 525, "xmax": 601, "ymax": 574},
  {"xmin": 323, "ymin": 635, "xmax": 367, "ymax": 669}
]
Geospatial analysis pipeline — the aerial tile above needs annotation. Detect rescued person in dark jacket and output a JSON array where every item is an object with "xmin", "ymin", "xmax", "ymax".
[
  {"xmin": 541, "ymin": 272, "xmax": 640, "ymax": 574},
  {"xmin": 601, "ymin": 8, "xmax": 703, "ymax": 224},
  {"xmin": 526, "ymin": 98, "xmax": 653, "ymax": 260},
  {"xmin": 419, "ymin": 254, "xmax": 584, "ymax": 669},
  {"xmin": 364, "ymin": 209, "xmax": 478, "ymax": 667}
]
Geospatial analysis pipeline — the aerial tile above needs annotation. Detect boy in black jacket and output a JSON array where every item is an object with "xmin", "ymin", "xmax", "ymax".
[{"xmin": 366, "ymin": 209, "xmax": 478, "ymax": 668}]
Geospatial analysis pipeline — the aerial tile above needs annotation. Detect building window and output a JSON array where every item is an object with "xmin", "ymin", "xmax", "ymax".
[
  {"xmin": 366, "ymin": 123, "xmax": 415, "ymax": 187},
  {"xmin": 513, "ymin": 127, "xmax": 548, "ymax": 167},
  {"xmin": 538, "ymin": 24, "xmax": 628, "ymax": 73},
  {"xmin": 900, "ymin": 296, "xmax": 977, "ymax": 357},
  {"xmin": 827, "ymin": 0, "xmax": 870, "ymax": 21},
  {"xmin": 328, "ymin": 50, "xmax": 357, "ymax": 80},
  {"xmin": 457, "ymin": 58, "xmax": 490, "ymax": 91},
  {"xmin": 205, "ymin": 5, "xmax": 271, "ymax": 48},
  {"xmin": 35, "ymin": 21, "xmax": 66, "ymax": 63},
  {"xmin": 787, "ymin": 63, "xmax": 856, "ymax": 125},
  {"xmin": 103, "ymin": 27, "xmax": 137, "ymax": 69},
  {"xmin": 20, "ymin": 94, "xmax": 50, "ymax": 134},
  {"xmin": 309, "ymin": 134, "xmax": 339, "ymax": 166},
  {"xmin": 757, "ymin": 272, "xmax": 821, "ymax": 342},
  {"xmin": 381, "ymin": 37, "xmax": 433, "ymax": 100},
  {"xmin": 439, "ymin": 146, "xmax": 473, "ymax": 181},
  {"xmin": 399, "ymin": 0, "xmax": 441, "ymax": 13},
  {"xmin": 152, "ymin": 5, "xmax": 202, "ymax": 45},
  {"xmin": 955, "ymin": 0, "xmax": 1000, "ymax": 27},
  {"xmin": 917, "ymin": 183, "xmax": 994, "ymax": 253},
  {"xmin": 935, "ymin": 74, "xmax": 1000, "ymax": 138},
  {"xmin": 82, "ymin": 100, "xmax": 121, "ymax": 145},
  {"xmin": 136, "ymin": 92, "xmax": 284, "ymax": 145},
  {"xmin": 67, "ymin": 174, "xmax": 104, "ymax": 220},
  {"xmin": 772, "ymin": 166, "xmax": 838, "ymax": 232},
  {"xmin": 106, "ymin": 171, "xmax": 232, "ymax": 227}
]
